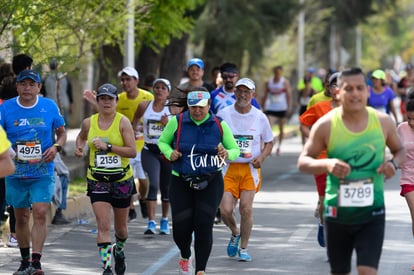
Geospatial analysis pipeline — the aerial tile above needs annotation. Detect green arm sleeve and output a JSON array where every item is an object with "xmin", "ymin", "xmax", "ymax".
[
  {"xmin": 158, "ymin": 116, "xmax": 178, "ymax": 160},
  {"xmin": 220, "ymin": 120, "xmax": 240, "ymax": 161}
]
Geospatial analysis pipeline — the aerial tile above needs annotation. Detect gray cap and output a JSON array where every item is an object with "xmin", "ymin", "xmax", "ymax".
[{"xmin": 97, "ymin": 83, "xmax": 118, "ymax": 98}]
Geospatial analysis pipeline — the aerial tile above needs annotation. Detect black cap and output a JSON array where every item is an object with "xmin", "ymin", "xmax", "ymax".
[
  {"xmin": 49, "ymin": 59, "xmax": 58, "ymax": 70},
  {"xmin": 97, "ymin": 83, "xmax": 118, "ymax": 98},
  {"xmin": 220, "ymin": 62, "xmax": 238, "ymax": 74}
]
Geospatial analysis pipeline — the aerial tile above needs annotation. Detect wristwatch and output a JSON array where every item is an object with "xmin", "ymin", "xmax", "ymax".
[
  {"xmin": 388, "ymin": 159, "xmax": 399, "ymax": 170},
  {"xmin": 54, "ymin": 143, "xmax": 62, "ymax": 153},
  {"xmin": 106, "ymin": 143, "xmax": 112, "ymax": 152}
]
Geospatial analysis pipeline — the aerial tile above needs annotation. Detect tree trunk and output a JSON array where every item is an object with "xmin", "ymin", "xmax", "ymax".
[
  {"xmin": 136, "ymin": 45, "xmax": 161, "ymax": 87},
  {"xmin": 160, "ymin": 34, "xmax": 189, "ymax": 87},
  {"xmin": 96, "ymin": 44, "xmax": 124, "ymax": 87}
]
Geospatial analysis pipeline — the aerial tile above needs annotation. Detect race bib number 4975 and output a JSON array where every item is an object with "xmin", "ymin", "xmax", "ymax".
[{"xmin": 16, "ymin": 140, "xmax": 42, "ymax": 163}]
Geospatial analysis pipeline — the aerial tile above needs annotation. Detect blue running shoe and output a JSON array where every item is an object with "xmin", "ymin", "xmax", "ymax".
[
  {"xmin": 317, "ymin": 223, "xmax": 325, "ymax": 247},
  {"xmin": 227, "ymin": 234, "xmax": 240, "ymax": 257},
  {"xmin": 159, "ymin": 218, "xmax": 170, "ymax": 235},
  {"xmin": 144, "ymin": 220, "xmax": 156, "ymax": 235},
  {"xmin": 238, "ymin": 248, "xmax": 252, "ymax": 262}
]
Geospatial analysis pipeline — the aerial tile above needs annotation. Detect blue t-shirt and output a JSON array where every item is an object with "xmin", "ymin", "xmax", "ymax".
[
  {"xmin": 210, "ymin": 86, "xmax": 261, "ymax": 114},
  {"xmin": 367, "ymin": 86, "xmax": 395, "ymax": 114},
  {"xmin": 0, "ymin": 96, "xmax": 65, "ymax": 178}
]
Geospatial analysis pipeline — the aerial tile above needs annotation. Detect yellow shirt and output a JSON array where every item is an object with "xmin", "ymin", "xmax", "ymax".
[
  {"xmin": 307, "ymin": 90, "xmax": 331, "ymax": 109},
  {"xmin": 0, "ymin": 126, "xmax": 11, "ymax": 155},
  {"xmin": 116, "ymin": 89, "xmax": 154, "ymax": 151},
  {"xmin": 87, "ymin": 113, "xmax": 133, "ymax": 181}
]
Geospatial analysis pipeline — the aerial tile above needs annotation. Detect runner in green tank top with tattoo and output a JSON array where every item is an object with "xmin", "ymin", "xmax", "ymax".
[{"xmin": 298, "ymin": 68, "xmax": 405, "ymax": 275}]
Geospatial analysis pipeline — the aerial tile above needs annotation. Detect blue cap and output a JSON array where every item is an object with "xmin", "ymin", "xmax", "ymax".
[
  {"xmin": 17, "ymin": 70, "xmax": 41, "ymax": 83},
  {"xmin": 187, "ymin": 91, "xmax": 210, "ymax": 107},
  {"xmin": 97, "ymin": 83, "xmax": 118, "ymax": 98},
  {"xmin": 187, "ymin": 58, "xmax": 204, "ymax": 70},
  {"xmin": 307, "ymin": 67, "xmax": 316, "ymax": 73}
]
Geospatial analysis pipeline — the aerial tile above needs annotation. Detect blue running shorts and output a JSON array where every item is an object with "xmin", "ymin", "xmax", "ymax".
[{"xmin": 6, "ymin": 175, "xmax": 55, "ymax": 208}]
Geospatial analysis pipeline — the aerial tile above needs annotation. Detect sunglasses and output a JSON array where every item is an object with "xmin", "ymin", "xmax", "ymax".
[{"xmin": 222, "ymin": 74, "xmax": 236, "ymax": 80}]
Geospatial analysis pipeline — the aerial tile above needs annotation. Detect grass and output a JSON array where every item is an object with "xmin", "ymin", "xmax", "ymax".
[{"xmin": 69, "ymin": 177, "xmax": 87, "ymax": 198}]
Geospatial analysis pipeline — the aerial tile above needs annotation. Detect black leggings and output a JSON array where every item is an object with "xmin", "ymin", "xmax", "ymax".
[
  {"xmin": 169, "ymin": 172, "xmax": 224, "ymax": 272},
  {"xmin": 141, "ymin": 148, "xmax": 171, "ymax": 201}
]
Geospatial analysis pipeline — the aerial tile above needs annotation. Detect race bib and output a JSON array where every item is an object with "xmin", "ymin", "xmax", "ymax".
[
  {"xmin": 16, "ymin": 140, "xmax": 42, "ymax": 163},
  {"xmin": 339, "ymin": 178, "xmax": 374, "ymax": 207},
  {"xmin": 234, "ymin": 135, "xmax": 253, "ymax": 158},
  {"xmin": 95, "ymin": 152, "xmax": 122, "ymax": 168},
  {"xmin": 270, "ymin": 94, "xmax": 281, "ymax": 103},
  {"xmin": 147, "ymin": 119, "xmax": 164, "ymax": 139}
]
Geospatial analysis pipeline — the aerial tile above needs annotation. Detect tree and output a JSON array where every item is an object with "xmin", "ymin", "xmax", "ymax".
[{"xmin": 193, "ymin": 0, "xmax": 301, "ymax": 75}]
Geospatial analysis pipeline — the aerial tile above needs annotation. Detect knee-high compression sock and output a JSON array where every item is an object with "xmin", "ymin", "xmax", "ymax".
[
  {"xmin": 98, "ymin": 242, "xmax": 112, "ymax": 269},
  {"xmin": 19, "ymin": 247, "xmax": 30, "ymax": 262},
  {"xmin": 114, "ymin": 235, "xmax": 127, "ymax": 256}
]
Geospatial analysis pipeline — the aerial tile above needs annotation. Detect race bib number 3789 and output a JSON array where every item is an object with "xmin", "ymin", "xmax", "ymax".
[{"xmin": 339, "ymin": 178, "xmax": 374, "ymax": 207}]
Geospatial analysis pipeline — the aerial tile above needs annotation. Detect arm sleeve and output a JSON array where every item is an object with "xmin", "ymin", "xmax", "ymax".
[
  {"xmin": 220, "ymin": 121, "xmax": 240, "ymax": 161},
  {"xmin": 158, "ymin": 117, "xmax": 178, "ymax": 160}
]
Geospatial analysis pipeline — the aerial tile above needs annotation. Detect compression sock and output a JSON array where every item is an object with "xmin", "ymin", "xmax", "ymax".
[
  {"xmin": 114, "ymin": 234, "xmax": 127, "ymax": 256},
  {"xmin": 98, "ymin": 242, "xmax": 112, "ymax": 269}
]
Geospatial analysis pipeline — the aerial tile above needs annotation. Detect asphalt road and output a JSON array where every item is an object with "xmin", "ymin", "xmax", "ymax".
[{"xmin": 0, "ymin": 135, "xmax": 413, "ymax": 275}]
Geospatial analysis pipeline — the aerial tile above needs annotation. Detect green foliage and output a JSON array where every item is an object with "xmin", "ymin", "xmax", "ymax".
[
  {"xmin": 68, "ymin": 176, "xmax": 87, "ymax": 198},
  {"xmin": 138, "ymin": 0, "xmax": 204, "ymax": 50},
  {"xmin": 1, "ymin": 0, "xmax": 202, "ymax": 72},
  {"xmin": 194, "ymin": 0, "xmax": 301, "ymax": 70}
]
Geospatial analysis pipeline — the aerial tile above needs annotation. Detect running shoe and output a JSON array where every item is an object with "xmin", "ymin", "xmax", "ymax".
[
  {"xmin": 13, "ymin": 260, "xmax": 33, "ymax": 275},
  {"xmin": 238, "ymin": 248, "xmax": 252, "ymax": 262},
  {"xmin": 7, "ymin": 234, "xmax": 18, "ymax": 247},
  {"xmin": 178, "ymin": 257, "xmax": 193, "ymax": 275},
  {"xmin": 227, "ymin": 234, "xmax": 240, "ymax": 257},
  {"xmin": 128, "ymin": 208, "xmax": 137, "ymax": 222},
  {"xmin": 102, "ymin": 267, "xmax": 114, "ymax": 275},
  {"xmin": 195, "ymin": 271, "xmax": 206, "ymax": 275},
  {"xmin": 144, "ymin": 220, "xmax": 156, "ymax": 235},
  {"xmin": 159, "ymin": 218, "xmax": 170, "ymax": 235},
  {"xmin": 30, "ymin": 260, "xmax": 44, "ymax": 275},
  {"xmin": 52, "ymin": 211, "xmax": 70, "ymax": 225},
  {"xmin": 112, "ymin": 244, "xmax": 126, "ymax": 275},
  {"xmin": 317, "ymin": 223, "xmax": 325, "ymax": 247}
]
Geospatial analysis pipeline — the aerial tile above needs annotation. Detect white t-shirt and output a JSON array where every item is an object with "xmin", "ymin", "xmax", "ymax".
[{"xmin": 217, "ymin": 104, "xmax": 274, "ymax": 163}]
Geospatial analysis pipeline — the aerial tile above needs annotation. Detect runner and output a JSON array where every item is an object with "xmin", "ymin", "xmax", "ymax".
[{"xmin": 298, "ymin": 67, "xmax": 405, "ymax": 275}]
